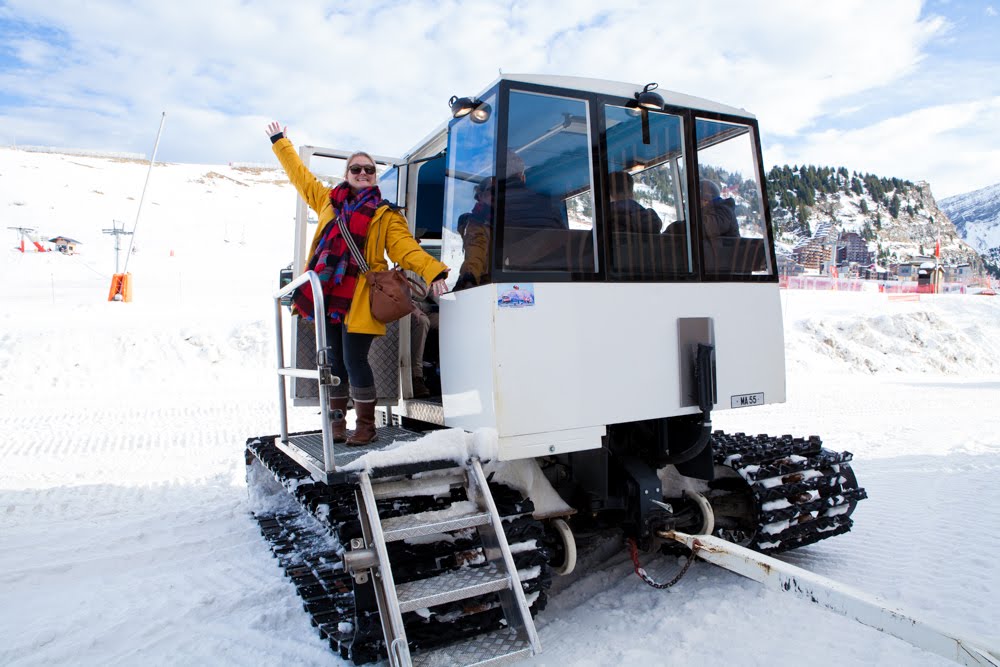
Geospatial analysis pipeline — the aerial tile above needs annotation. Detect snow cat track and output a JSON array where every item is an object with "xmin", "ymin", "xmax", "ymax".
[
  {"xmin": 710, "ymin": 432, "xmax": 868, "ymax": 553},
  {"xmin": 246, "ymin": 435, "xmax": 552, "ymax": 665}
]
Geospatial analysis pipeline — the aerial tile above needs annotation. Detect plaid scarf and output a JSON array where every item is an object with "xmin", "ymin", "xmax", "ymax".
[{"xmin": 293, "ymin": 181, "xmax": 382, "ymax": 323}]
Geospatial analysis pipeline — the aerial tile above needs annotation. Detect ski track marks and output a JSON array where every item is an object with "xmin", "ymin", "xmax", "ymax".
[
  {"xmin": 0, "ymin": 482, "xmax": 336, "ymax": 667},
  {"xmin": 786, "ymin": 453, "xmax": 1000, "ymax": 645},
  {"xmin": 0, "ymin": 398, "xmax": 341, "ymax": 667}
]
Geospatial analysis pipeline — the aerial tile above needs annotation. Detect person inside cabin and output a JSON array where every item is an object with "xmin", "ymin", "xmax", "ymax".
[
  {"xmin": 501, "ymin": 151, "xmax": 564, "ymax": 229},
  {"xmin": 699, "ymin": 178, "xmax": 740, "ymax": 239},
  {"xmin": 454, "ymin": 176, "xmax": 495, "ymax": 290},
  {"xmin": 266, "ymin": 121, "xmax": 449, "ymax": 445},
  {"xmin": 607, "ymin": 170, "xmax": 663, "ymax": 234},
  {"xmin": 408, "ymin": 274, "xmax": 437, "ymax": 398},
  {"xmin": 406, "ymin": 229, "xmax": 441, "ymax": 399}
]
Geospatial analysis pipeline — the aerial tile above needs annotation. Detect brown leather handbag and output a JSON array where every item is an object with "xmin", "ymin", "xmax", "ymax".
[
  {"xmin": 365, "ymin": 267, "xmax": 419, "ymax": 323},
  {"xmin": 339, "ymin": 219, "xmax": 425, "ymax": 324}
]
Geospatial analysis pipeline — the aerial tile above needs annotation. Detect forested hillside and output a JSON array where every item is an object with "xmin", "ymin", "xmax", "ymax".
[{"xmin": 765, "ymin": 164, "xmax": 984, "ymax": 272}]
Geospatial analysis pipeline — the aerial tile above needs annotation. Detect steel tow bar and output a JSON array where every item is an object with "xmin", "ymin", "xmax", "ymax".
[{"xmin": 665, "ymin": 531, "xmax": 1000, "ymax": 667}]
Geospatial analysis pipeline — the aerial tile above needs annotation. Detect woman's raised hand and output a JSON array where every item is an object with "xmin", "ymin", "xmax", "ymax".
[{"xmin": 265, "ymin": 121, "xmax": 287, "ymax": 139}]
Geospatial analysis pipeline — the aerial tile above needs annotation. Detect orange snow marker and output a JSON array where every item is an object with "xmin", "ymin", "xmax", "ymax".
[{"xmin": 108, "ymin": 273, "xmax": 133, "ymax": 302}]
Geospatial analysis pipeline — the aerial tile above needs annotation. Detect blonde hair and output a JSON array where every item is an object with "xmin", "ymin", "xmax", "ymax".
[{"xmin": 345, "ymin": 151, "xmax": 376, "ymax": 176}]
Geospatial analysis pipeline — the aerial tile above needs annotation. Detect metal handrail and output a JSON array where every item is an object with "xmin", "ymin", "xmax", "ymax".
[
  {"xmin": 469, "ymin": 458, "xmax": 542, "ymax": 654},
  {"xmin": 273, "ymin": 270, "xmax": 338, "ymax": 473},
  {"xmin": 359, "ymin": 472, "xmax": 412, "ymax": 667}
]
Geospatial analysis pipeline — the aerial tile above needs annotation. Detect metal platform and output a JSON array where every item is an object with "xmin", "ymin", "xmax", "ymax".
[
  {"xmin": 287, "ymin": 425, "xmax": 425, "ymax": 470},
  {"xmin": 400, "ymin": 398, "xmax": 446, "ymax": 427}
]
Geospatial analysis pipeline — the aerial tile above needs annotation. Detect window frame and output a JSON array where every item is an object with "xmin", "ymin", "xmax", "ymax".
[
  {"xmin": 470, "ymin": 79, "xmax": 778, "ymax": 285},
  {"xmin": 690, "ymin": 111, "xmax": 778, "ymax": 282},
  {"xmin": 599, "ymin": 100, "xmax": 697, "ymax": 282},
  {"xmin": 494, "ymin": 83, "xmax": 602, "ymax": 283}
]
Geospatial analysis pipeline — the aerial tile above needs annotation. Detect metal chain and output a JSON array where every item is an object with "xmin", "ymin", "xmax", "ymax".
[{"xmin": 626, "ymin": 538, "xmax": 697, "ymax": 589}]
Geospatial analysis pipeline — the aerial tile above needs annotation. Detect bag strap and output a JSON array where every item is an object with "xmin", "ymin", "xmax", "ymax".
[
  {"xmin": 338, "ymin": 213, "xmax": 428, "ymax": 298},
  {"xmin": 407, "ymin": 274, "xmax": 429, "ymax": 299},
  {"xmin": 337, "ymin": 217, "xmax": 371, "ymax": 273}
]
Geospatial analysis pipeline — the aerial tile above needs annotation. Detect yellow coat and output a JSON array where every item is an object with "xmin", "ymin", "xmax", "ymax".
[{"xmin": 272, "ymin": 137, "xmax": 448, "ymax": 335}]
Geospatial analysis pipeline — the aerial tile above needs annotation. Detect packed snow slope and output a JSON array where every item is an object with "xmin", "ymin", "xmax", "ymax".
[{"xmin": 2, "ymin": 148, "xmax": 999, "ymax": 666}]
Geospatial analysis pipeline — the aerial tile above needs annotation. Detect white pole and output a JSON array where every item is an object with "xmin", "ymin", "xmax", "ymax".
[{"xmin": 123, "ymin": 112, "xmax": 166, "ymax": 273}]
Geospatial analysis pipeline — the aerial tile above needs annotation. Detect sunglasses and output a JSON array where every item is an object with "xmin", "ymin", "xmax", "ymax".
[{"xmin": 349, "ymin": 165, "xmax": 377, "ymax": 175}]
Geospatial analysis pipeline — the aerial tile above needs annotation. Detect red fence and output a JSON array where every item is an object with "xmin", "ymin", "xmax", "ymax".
[{"xmin": 779, "ymin": 276, "xmax": 970, "ymax": 294}]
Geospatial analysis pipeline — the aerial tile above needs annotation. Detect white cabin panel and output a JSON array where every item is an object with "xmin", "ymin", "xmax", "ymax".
[
  {"xmin": 438, "ymin": 286, "xmax": 498, "ymax": 429},
  {"xmin": 439, "ymin": 282, "xmax": 785, "ymax": 439},
  {"xmin": 497, "ymin": 425, "xmax": 606, "ymax": 461}
]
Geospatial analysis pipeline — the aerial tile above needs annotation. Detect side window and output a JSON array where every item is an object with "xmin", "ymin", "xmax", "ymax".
[
  {"xmin": 500, "ymin": 90, "xmax": 597, "ymax": 274},
  {"xmin": 414, "ymin": 155, "xmax": 446, "ymax": 240},
  {"xmin": 443, "ymin": 91, "xmax": 497, "ymax": 290},
  {"xmin": 603, "ymin": 105, "xmax": 690, "ymax": 279},
  {"xmin": 378, "ymin": 165, "xmax": 399, "ymax": 206},
  {"xmin": 695, "ymin": 118, "xmax": 772, "ymax": 277}
]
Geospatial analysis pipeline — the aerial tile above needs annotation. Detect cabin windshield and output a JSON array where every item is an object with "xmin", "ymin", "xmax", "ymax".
[
  {"xmin": 604, "ymin": 105, "xmax": 691, "ymax": 279},
  {"xmin": 498, "ymin": 90, "xmax": 597, "ymax": 275},
  {"xmin": 441, "ymin": 82, "xmax": 776, "ymax": 288}
]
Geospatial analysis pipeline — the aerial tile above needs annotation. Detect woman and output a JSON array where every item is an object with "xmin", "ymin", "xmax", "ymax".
[{"xmin": 266, "ymin": 121, "xmax": 449, "ymax": 445}]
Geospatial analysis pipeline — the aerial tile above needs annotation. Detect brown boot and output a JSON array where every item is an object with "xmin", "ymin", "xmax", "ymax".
[
  {"xmin": 329, "ymin": 396, "xmax": 349, "ymax": 443},
  {"xmin": 346, "ymin": 399, "xmax": 378, "ymax": 446},
  {"xmin": 411, "ymin": 374, "xmax": 431, "ymax": 399}
]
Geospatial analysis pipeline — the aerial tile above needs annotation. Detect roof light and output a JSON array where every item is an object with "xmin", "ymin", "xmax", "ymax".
[{"xmin": 634, "ymin": 82, "xmax": 664, "ymax": 111}]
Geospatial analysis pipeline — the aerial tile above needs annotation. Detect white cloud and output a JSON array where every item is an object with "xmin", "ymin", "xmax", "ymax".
[
  {"xmin": 2, "ymin": 0, "xmax": 994, "ymax": 199},
  {"xmin": 766, "ymin": 96, "xmax": 1000, "ymax": 198}
]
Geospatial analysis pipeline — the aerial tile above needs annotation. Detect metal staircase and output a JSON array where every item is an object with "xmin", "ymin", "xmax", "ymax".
[{"xmin": 344, "ymin": 458, "xmax": 541, "ymax": 667}]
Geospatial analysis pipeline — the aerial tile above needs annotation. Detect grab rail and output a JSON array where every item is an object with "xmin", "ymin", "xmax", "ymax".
[{"xmin": 273, "ymin": 271, "xmax": 339, "ymax": 473}]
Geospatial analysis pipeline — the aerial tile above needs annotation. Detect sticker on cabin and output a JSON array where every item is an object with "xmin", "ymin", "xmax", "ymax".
[{"xmin": 497, "ymin": 284, "xmax": 535, "ymax": 308}]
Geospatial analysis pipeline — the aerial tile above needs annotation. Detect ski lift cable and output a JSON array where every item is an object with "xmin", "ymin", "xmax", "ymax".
[
  {"xmin": 122, "ymin": 112, "xmax": 166, "ymax": 274},
  {"xmin": 70, "ymin": 254, "xmax": 112, "ymax": 280}
]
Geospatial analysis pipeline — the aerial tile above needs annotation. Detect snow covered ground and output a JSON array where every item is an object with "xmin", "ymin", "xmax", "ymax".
[{"xmin": 2, "ymin": 147, "xmax": 999, "ymax": 666}]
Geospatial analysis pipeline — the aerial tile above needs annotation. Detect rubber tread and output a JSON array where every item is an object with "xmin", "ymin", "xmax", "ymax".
[
  {"xmin": 246, "ymin": 434, "xmax": 551, "ymax": 665},
  {"xmin": 711, "ymin": 431, "xmax": 868, "ymax": 554}
]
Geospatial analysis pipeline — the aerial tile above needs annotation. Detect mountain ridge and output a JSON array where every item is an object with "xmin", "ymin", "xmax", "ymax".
[
  {"xmin": 766, "ymin": 164, "xmax": 993, "ymax": 277},
  {"xmin": 940, "ymin": 182, "xmax": 1000, "ymax": 278}
]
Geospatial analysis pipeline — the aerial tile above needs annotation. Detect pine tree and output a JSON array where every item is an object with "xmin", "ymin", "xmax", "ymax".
[
  {"xmin": 797, "ymin": 202, "xmax": 810, "ymax": 232},
  {"xmin": 889, "ymin": 194, "xmax": 901, "ymax": 219}
]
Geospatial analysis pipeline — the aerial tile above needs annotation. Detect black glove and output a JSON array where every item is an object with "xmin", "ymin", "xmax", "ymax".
[{"xmin": 454, "ymin": 272, "xmax": 479, "ymax": 291}]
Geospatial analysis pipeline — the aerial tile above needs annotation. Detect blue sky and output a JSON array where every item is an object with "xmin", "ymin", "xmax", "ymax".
[{"xmin": 0, "ymin": 0, "xmax": 997, "ymax": 198}]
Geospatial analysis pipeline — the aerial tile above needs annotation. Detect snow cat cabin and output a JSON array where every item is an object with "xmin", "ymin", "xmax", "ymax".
[{"xmin": 248, "ymin": 74, "xmax": 866, "ymax": 666}]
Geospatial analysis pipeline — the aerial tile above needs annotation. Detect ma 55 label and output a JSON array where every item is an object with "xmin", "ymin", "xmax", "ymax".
[{"xmin": 730, "ymin": 393, "xmax": 764, "ymax": 408}]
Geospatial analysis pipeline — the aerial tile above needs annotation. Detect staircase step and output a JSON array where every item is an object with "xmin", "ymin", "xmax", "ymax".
[
  {"xmin": 412, "ymin": 628, "xmax": 532, "ymax": 667},
  {"xmin": 381, "ymin": 501, "xmax": 490, "ymax": 542},
  {"xmin": 370, "ymin": 472, "xmax": 466, "ymax": 500},
  {"xmin": 396, "ymin": 564, "xmax": 509, "ymax": 613}
]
